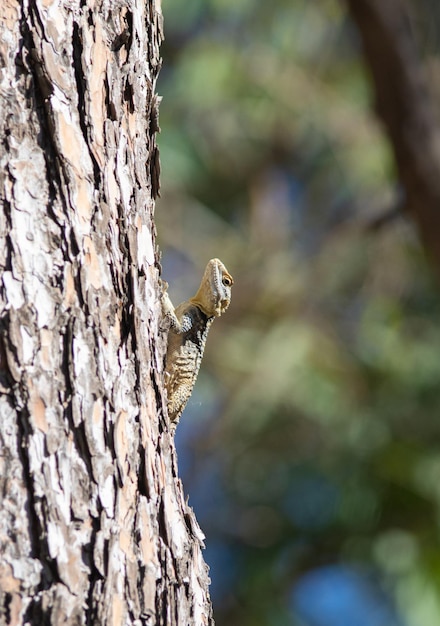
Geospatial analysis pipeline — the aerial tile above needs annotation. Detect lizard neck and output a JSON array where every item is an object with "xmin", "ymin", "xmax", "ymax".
[{"xmin": 189, "ymin": 295, "xmax": 216, "ymax": 318}]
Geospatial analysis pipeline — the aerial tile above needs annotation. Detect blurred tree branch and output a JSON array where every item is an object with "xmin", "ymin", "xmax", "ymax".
[{"xmin": 346, "ymin": 0, "xmax": 440, "ymax": 271}]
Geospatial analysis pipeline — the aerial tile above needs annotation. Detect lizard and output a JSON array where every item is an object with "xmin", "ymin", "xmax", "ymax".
[{"xmin": 160, "ymin": 258, "xmax": 234, "ymax": 431}]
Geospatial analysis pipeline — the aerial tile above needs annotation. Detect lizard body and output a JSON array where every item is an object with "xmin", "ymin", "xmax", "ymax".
[{"xmin": 161, "ymin": 258, "xmax": 233, "ymax": 430}]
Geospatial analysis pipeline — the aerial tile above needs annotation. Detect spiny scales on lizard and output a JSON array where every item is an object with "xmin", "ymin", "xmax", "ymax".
[{"xmin": 161, "ymin": 259, "xmax": 234, "ymax": 431}]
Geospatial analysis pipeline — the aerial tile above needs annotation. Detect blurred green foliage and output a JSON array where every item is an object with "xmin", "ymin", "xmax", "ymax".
[{"xmin": 157, "ymin": 1, "xmax": 440, "ymax": 624}]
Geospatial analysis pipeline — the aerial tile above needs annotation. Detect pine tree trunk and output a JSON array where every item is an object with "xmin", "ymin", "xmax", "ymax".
[{"xmin": 0, "ymin": 2, "xmax": 213, "ymax": 624}]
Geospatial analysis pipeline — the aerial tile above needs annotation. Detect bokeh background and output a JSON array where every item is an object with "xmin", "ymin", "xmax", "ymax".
[{"xmin": 156, "ymin": 1, "xmax": 440, "ymax": 624}]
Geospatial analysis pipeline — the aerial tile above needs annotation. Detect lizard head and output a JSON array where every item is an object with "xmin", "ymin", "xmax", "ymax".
[{"xmin": 191, "ymin": 258, "xmax": 234, "ymax": 317}]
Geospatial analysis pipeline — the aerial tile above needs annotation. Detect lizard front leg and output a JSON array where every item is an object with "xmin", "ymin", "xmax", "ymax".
[{"xmin": 159, "ymin": 280, "xmax": 181, "ymax": 332}]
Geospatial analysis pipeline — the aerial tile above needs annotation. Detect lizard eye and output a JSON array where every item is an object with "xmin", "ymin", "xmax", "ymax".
[{"xmin": 222, "ymin": 276, "xmax": 232, "ymax": 287}]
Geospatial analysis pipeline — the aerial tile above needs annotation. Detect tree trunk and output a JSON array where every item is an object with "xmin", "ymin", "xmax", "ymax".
[
  {"xmin": 346, "ymin": 0, "xmax": 440, "ymax": 272},
  {"xmin": 0, "ymin": 1, "xmax": 213, "ymax": 624}
]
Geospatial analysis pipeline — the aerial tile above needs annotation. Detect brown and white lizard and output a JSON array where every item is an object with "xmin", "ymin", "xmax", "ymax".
[{"xmin": 161, "ymin": 258, "xmax": 234, "ymax": 431}]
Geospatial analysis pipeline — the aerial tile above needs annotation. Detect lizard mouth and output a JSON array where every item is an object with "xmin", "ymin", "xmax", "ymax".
[{"xmin": 219, "ymin": 298, "xmax": 230, "ymax": 313}]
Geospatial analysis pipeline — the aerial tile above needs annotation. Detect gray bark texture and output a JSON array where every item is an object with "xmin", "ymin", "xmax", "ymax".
[{"xmin": 0, "ymin": 1, "xmax": 213, "ymax": 624}]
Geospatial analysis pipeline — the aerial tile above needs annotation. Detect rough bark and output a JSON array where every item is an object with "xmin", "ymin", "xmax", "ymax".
[
  {"xmin": 0, "ymin": 1, "xmax": 213, "ymax": 624},
  {"xmin": 346, "ymin": 0, "xmax": 440, "ymax": 272}
]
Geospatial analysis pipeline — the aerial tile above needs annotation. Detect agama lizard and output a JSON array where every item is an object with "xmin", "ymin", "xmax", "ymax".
[{"xmin": 161, "ymin": 258, "xmax": 234, "ymax": 430}]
